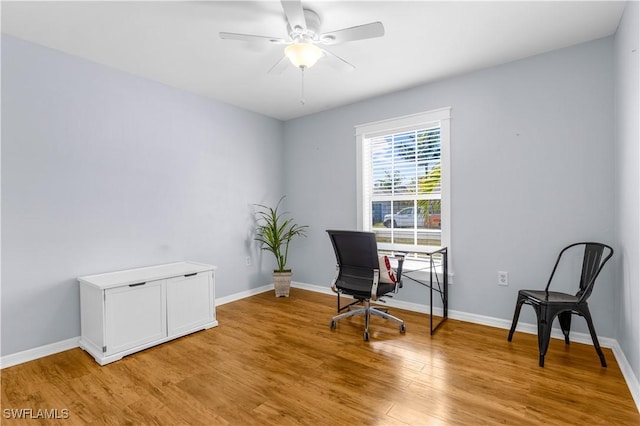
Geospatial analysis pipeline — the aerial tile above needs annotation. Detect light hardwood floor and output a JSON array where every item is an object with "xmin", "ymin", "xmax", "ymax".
[{"xmin": 2, "ymin": 288, "xmax": 639, "ymax": 425}]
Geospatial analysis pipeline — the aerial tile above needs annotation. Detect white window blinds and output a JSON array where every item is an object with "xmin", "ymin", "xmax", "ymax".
[{"xmin": 370, "ymin": 126, "xmax": 441, "ymax": 199}]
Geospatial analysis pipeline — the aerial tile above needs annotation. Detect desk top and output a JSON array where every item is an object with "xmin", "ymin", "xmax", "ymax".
[
  {"xmin": 78, "ymin": 261, "xmax": 217, "ymax": 289},
  {"xmin": 387, "ymin": 247, "xmax": 447, "ymax": 273},
  {"xmin": 392, "ymin": 246, "xmax": 447, "ymax": 255}
]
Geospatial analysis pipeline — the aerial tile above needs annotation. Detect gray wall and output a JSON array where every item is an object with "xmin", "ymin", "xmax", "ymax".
[
  {"xmin": 284, "ymin": 37, "xmax": 616, "ymax": 337},
  {"xmin": 1, "ymin": 35, "xmax": 284, "ymax": 356},
  {"xmin": 614, "ymin": 1, "xmax": 640, "ymax": 391}
]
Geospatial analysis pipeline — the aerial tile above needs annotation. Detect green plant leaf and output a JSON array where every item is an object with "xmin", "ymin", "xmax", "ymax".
[{"xmin": 253, "ymin": 196, "xmax": 308, "ymax": 272}]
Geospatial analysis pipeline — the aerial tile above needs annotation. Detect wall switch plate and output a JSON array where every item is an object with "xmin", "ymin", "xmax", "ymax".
[
  {"xmin": 498, "ymin": 271, "xmax": 508, "ymax": 286},
  {"xmin": 245, "ymin": 256, "xmax": 252, "ymax": 267}
]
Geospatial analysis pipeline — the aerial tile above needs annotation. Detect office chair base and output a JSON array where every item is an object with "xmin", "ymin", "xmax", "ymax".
[{"xmin": 330, "ymin": 303, "xmax": 405, "ymax": 341}]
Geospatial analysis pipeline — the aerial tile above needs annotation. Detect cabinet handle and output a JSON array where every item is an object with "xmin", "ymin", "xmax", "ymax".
[
  {"xmin": 129, "ymin": 282, "xmax": 146, "ymax": 287},
  {"xmin": 184, "ymin": 273, "xmax": 198, "ymax": 277}
]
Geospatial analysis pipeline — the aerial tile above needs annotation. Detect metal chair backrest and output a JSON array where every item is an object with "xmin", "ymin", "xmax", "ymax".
[{"xmin": 545, "ymin": 242, "xmax": 613, "ymax": 303}]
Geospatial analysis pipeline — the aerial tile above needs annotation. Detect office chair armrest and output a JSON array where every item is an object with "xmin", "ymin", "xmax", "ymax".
[
  {"xmin": 371, "ymin": 269, "xmax": 380, "ymax": 301},
  {"xmin": 394, "ymin": 252, "xmax": 406, "ymax": 291},
  {"xmin": 330, "ymin": 265, "xmax": 339, "ymax": 293}
]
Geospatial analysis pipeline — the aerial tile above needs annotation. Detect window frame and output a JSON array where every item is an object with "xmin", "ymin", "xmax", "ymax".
[{"xmin": 355, "ymin": 108, "xmax": 451, "ymax": 256}]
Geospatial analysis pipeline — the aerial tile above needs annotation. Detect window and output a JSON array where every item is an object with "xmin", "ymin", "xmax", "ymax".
[{"xmin": 356, "ymin": 108, "xmax": 450, "ymax": 259}]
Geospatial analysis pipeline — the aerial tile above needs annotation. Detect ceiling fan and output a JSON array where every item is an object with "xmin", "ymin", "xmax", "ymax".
[{"xmin": 219, "ymin": 0, "xmax": 385, "ymax": 73}]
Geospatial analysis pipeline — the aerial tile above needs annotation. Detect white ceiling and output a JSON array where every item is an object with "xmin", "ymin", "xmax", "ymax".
[{"xmin": 1, "ymin": 1, "xmax": 626, "ymax": 121}]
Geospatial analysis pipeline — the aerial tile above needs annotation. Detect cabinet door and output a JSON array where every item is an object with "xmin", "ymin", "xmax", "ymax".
[
  {"xmin": 167, "ymin": 272, "xmax": 214, "ymax": 336},
  {"xmin": 104, "ymin": 280, "xmax": 167, "ymax": 355}
]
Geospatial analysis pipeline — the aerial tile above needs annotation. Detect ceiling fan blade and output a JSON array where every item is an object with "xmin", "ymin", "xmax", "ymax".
[
  {"xmin": 322, "ymin": 49, "xmax": 356, "ymax": 72},
  {"xmin": 219, "ymin": 32, "xmax": 287, "ymax": 44},
  {"xmin": 281, "ymin": 0, "xmax": 307, "ymax": 34},
  {"xmin": 268, "ymin": 56, "xmax": 290, "ymax": 74},
  {"xmin": 320, "ymin": 22, "xmax": 385, "ymax": 45}
]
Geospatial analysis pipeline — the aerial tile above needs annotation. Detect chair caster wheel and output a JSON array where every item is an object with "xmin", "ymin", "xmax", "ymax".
[
  {"xmin": 400, "ymin": 324, "xmax": 406, "ymax": 333},
  {"xmin": 330, "ymin": 320, "xmax": 336, "ymax": 330},
  {"xmin": 363, "ymin": 332, "xmax": 369, "ymax": 341}
]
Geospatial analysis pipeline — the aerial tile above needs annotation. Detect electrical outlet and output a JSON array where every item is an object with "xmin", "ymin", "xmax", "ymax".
[
  {"xmin": 245, "ymin": 256, "xmax": 252, "ymax": 267},
  {"xmin": 498, "ymin": 271, "xmax": 508, "ymax": 286}
]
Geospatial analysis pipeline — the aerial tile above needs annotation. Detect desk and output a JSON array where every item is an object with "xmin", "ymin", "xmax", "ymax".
[{"xmin": 396, "ymin": 247, "xmax": 448, "ymax": 334}]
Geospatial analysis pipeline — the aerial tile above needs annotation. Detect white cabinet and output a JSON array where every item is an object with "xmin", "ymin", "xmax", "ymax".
[
  {"xmin": 105, "ymin": 281, "xmax": 167, "ymax": 355},
  {"xmin": 79, "ymin": 261, "xmax": 217, "ymax": 365},
  {"xmin": 166, "ymin": 272, "xmax": 214, "ymax": 337}
]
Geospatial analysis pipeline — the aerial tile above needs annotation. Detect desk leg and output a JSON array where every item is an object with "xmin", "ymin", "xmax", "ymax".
[
  {"xmin": 430, "ymin": 248, "xmax": 448, "ymax": 335},
  {"xmin": 400, "ymin": 247, "xmax": 449, "ymax": 335},
  {"xmin": 444, "ymin": 249, "xmax": 448, "ymax": 319},
  {"xmin": 430, "ymin": 262, "xmax": 434, "ymax": 334}
]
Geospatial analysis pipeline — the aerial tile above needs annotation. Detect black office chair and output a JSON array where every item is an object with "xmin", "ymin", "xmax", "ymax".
[
  {"xmin": 507, "ymin": 242, "xmax": 613, "ymax": 367},
  {"xmin": 327, "ymin": 230, "xmax": 406, "ymax": 341}
]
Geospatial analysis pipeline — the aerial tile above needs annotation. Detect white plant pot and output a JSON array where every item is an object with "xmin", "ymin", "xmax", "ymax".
[{"xmin": 273, "ymin": 271, "xmax": 292, "ymax": 297}]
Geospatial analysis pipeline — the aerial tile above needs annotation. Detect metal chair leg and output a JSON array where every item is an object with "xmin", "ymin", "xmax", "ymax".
[
  {"xmin": 508, "ymin": 297, "xmax": 525, "ymax": 341},
  {"xmin": 582, "ymin": 307, "xmax": 607, "ymax": 367},
  {"xmin": 537, "ymin": 306, "xmax": 553, "ymax": 368},
  {"xmin": 558, "ymin": 311, "xmax": 572, "ymax": 345}
]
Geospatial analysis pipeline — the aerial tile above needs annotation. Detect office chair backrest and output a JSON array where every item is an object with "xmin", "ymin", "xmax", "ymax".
[
  {"xmin": 327, "ymin": 230, "xmax": 379, "ymax": 280},
  {"xmin": 546, "ymin": 242, "xmax": 613, "ymax": 303}
]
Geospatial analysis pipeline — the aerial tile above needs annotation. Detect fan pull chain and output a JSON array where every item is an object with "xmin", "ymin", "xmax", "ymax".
[{"xmin": 300, "ymin": 67, "xmax": 306, "ymax": 106}]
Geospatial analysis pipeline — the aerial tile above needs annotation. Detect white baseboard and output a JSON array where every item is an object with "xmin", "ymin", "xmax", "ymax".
[
  {"xmin": 612, "ymin": 340, "xmax": 640, "ymax": 411},
  {"xmin": 215, "ymin": 284, "xmax": 274, "ymax": 306},
  {"xmin": 0, "ymin": 337, "xmax": 80, "ymax": 369},
  {"xmin": 292, "ymin": 281, "xmax": 334, "ymax": 295},
  {"xmin": 2, "ymin": 281, "xmax": 639, "ymax": 414},
  {"xmin": 294, "ymin": 281, "xmax": 618, "ymax": 347}
]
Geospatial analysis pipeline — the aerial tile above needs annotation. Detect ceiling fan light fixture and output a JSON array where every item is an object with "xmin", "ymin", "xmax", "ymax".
[{"xmin": 285, "ymin": 42, "xmax": 322, "ymax": 68}]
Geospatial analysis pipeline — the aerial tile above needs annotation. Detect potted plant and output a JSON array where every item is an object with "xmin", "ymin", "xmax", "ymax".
[{"xmin": 254, "ymin": 196, "xmax": 308, "ymax": 297}]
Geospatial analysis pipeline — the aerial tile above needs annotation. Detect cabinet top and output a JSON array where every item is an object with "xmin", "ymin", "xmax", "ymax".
[{"xmin": 78, "ymin": 261, "xmax": 217, "ymax": 289}]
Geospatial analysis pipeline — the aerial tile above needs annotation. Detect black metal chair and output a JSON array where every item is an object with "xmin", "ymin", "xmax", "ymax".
[
  {"xmin": 326, "ymin": 230, "xmax": 406, "ymax": 341},
  {"xmin": 508, "ymin": 242, "xmax": 613, "ymax": 367}
]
